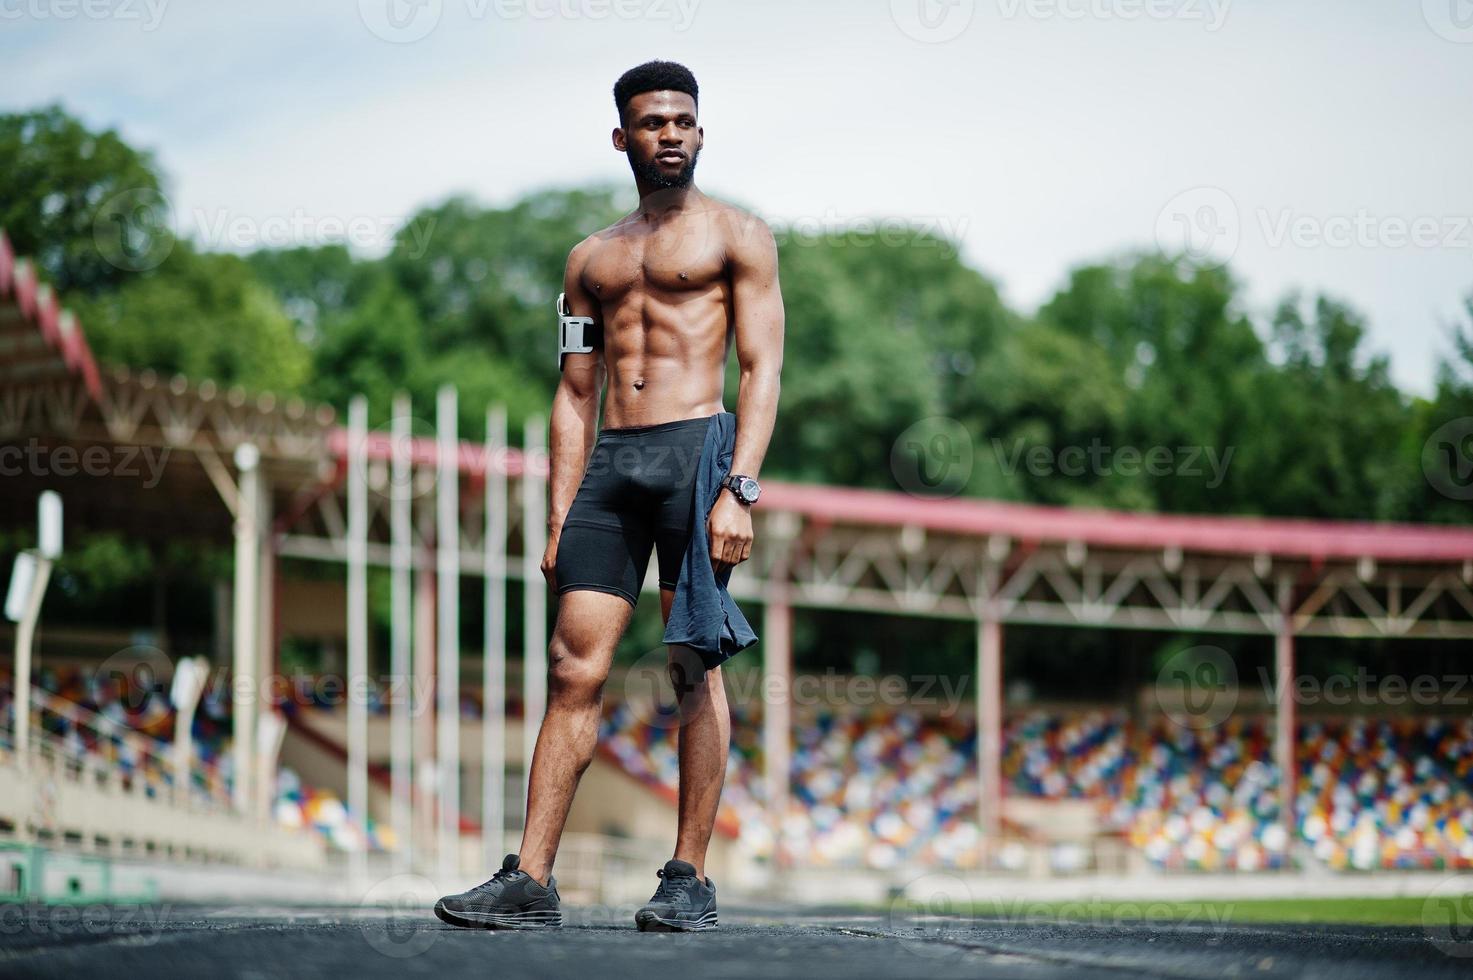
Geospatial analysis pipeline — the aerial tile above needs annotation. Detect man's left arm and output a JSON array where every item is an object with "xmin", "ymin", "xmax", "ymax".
[{"xmin": 709, "ymin": 216, "xmax": 784, "ymax": 573}]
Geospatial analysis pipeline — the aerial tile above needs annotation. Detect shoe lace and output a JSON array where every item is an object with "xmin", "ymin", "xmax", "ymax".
[
  {"xmin": 479, "ymin": 866, "xmax": 521, "ymax": 889},
  {"xmin": 653, "ymin": 868, "xmax": 692, "ymax": 899}
]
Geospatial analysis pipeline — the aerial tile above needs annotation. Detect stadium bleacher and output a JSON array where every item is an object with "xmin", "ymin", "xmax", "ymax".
[
  {"xmin": 1, "ymin": 666, "xmax": 383, "ymax": 853},
  {"xmin": 9, "ymin": 666, "xmax": 1473, "ymax": 870},
  {"xmin": 602, "ymin": 702, "xmax": 1473, "ymax": 872}
]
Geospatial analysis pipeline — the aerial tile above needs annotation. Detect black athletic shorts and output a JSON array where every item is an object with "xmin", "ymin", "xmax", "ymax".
[{"xmin": 554, "ymin": 414, "xmax": 714, "ymax": 606}]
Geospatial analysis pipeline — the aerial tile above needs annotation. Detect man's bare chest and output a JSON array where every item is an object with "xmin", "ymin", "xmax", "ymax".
[{"xmin": 582, "ymin": 222, "xmax": 727, "ymax": 302}]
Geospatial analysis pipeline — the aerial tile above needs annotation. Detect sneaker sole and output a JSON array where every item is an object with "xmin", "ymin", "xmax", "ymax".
[
  {"xmin": 635, "ymin": 909, "xmax": 718, "ymax": 932},
  {"xmin": 434, "ymin": 902, "xmax": 563, "ymax": 930}
]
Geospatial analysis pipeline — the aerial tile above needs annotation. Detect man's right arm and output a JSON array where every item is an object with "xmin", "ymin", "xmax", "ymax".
[{"xmin": 542, "ymin": 240, "xmax": 603, "ymax": 584}]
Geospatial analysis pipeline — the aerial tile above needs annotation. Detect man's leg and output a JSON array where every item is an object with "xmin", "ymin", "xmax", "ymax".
[
  {"xmin": 516, "ymin": 589, "xmax": 633, "ymax": 885},
  {"xmin": 660, "ymin": 590, "xmax": 730, "ymax": 880}
]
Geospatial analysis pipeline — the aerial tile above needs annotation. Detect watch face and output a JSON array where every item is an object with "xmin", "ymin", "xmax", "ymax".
[{"xmin": 739, "ymin": 478, "xmax": 760, "ymax": 503}]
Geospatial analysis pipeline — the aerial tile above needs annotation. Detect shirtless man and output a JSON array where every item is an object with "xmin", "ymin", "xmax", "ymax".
[{"xmin": 434, "ymin": 61, "xmax": 784, "ymax": 932}]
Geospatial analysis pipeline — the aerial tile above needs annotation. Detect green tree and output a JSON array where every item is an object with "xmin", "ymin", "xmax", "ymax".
[
  {"xmin": 1409, "ymin": 295, "xmax": 1473, "ymax": 524},
  {"xmin": 771, "ymin": 227, "xmax": 1015, "ymax": 490},
  {"xmin": 1244, "ymin": 295, "xmax": 1410, "ymax": 520},
  {"xmin": 0, "ymin": 105, "xmax": 168, "ymax": 296},
  {"xmin": 70, "ymin": 244, "xmax": 311, "ymax": 394}
]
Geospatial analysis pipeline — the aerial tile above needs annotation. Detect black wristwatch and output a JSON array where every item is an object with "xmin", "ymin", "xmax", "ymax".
[{"xmin": 723, "ymin": 473, "xmax": 761, "ymax": 505}]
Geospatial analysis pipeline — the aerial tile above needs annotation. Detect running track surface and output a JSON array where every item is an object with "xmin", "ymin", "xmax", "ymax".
[{"xmin": 1, "ymin": 904, "xmax": 1470, "ymax": 979}]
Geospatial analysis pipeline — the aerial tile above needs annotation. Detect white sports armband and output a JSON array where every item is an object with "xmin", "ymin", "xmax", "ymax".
[{"xmin": 557, "ymin": 292, "xmax": 601, "ymax": 370}]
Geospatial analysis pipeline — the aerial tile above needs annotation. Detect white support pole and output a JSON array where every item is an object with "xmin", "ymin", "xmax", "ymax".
[
  {"xmin": 1275, "ymin": 575, "xmax": 1297, "ymax": 861},
  {"xmin": 232, "ymin": 444, "xmax": 261, "ymax": 813},
  {"xmin": 483, "ymin": 406, "xmax": 509, "ymax": 869},
  {"xmin": 390, "ymin": 394, "xmax": 414, "ymax": 873},
  {"xmin": 256, "ymin": 709, "xmax": 287, "ymax": 828},
  {"xmin": 346, "ymin": 397, "xmax": 370, "ymax": 880},
  {"xmin": 521, "ymin": 416, "xmax": 548, "ymax": 816},
  {"xmin": 437, "ymin": 386, "xmax": 461, "ymax": 882},
  {"xmin": 976, "ymin": 617, "xmax": 1003, "ymax": 851},
  {"xmin": 11, "ymin": 553, "xmax": 53, "ymax": 769},
  {"xmin": 254, "ymin": 471, "xmax": 275, "ymax": 823},
  {"xmin": 170, "ymin": 657, "xmax": 207, "ymax": 806},
  {"xmin": 762, "ymin": 594, "xmax": 792, "ymax": 871},
  {"xmin": 413, "ymin": 550, "xmax": 437, "ymax": 868}
]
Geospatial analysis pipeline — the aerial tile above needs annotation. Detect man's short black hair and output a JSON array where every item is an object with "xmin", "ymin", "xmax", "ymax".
[{"xmin": 613, "ymin": 60, "xmax": 698, "ymax": 125}]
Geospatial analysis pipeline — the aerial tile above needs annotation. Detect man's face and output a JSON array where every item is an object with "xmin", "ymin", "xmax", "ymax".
[{"xmin": 615, "ymin": 90, "xmax": 702, "ymax": 189}]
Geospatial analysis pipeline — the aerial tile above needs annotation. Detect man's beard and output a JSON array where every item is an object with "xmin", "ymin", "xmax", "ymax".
[{"xmin": 628, "ymin": 147, "xmax": 699, "ymax": 189}]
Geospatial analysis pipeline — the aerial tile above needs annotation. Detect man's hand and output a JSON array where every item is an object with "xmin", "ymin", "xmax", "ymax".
[
  {"xmin": 707, "ymin": 491, "xmax": 753, "ymax": 575},
  {"xmin": 541, "ymin": 526, "xmax": 561, "ymax": 588}
]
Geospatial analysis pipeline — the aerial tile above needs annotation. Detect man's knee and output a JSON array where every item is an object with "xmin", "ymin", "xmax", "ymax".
[{"xmin": 548, "ymin": 634, "xmax": 608, "ymax": 701}]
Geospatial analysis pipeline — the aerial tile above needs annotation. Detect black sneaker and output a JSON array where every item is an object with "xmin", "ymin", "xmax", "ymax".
[
  {"xmin": 635, "ymin": 859, "xmax": 718, "ymax": 932},
  {"xmin": 434, "ymin": 853, "xmax": 563, "ymax": 929}
]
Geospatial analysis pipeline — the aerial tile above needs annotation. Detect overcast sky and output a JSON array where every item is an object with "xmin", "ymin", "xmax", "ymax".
[{"xmin": 4, "ymin": 0, "xmax": 1470, "ymax": 394}]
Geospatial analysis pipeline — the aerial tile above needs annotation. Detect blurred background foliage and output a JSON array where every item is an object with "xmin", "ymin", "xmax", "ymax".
[{"xmin": 4, "ymin": 106, "xmax": 1471, "ymax": 680}]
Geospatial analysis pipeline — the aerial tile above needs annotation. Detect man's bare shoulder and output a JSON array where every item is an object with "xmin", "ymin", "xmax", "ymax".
[
  {"xmin": 568, "ymin": 213, "xmax": 641, "ymax": 262},
  {"xmin": 701, "ymin": 200, "xmax": 775, "ymax": 267},
  {"xmin": 706, "ymin": 199, "xmax": 775, "ymax": 258},
  {"xmin": 565, "ymin": 230, "xmax": 610, "ymax": 270}
]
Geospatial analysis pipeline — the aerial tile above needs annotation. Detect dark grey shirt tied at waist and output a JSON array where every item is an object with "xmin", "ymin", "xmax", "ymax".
[{"xmin": 662, "ymin": 411, "xmax": 759, "ymax": 670}]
